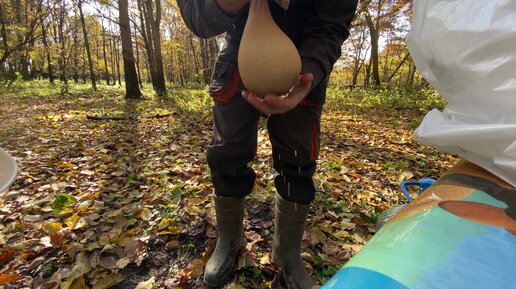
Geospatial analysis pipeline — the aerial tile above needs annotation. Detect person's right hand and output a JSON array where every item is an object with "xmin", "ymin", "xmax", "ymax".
[{"xmin": 216, "ymin": 0, "xmax": 250, "ymax": 14}]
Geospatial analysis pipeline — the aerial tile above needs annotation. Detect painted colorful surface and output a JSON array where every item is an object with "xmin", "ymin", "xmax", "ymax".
[{"xmin": 322, "ymin": 163, "xmax": 516, "ymax": 289}]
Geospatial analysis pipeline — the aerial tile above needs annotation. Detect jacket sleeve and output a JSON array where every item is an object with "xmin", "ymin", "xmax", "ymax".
[
  {"xmin": 299, "ymin": 0, "xmax": 358, "ymax": 88},
  {"xmin": 176, "ymin": 0, "xmax": 241, "ymax": 38}
]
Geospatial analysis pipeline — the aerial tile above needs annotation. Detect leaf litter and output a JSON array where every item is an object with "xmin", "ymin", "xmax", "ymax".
[{"xmin": 0, "ymin": 89, "xmax": 457, "ymax": 288}]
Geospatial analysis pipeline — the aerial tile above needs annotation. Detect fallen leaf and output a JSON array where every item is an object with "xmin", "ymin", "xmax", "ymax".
[
  {"xmin": 92, "ymin": 273, "xmax": 125, "ymax": 289},
  {"xmin": 186, "ymin": 258, "xmax": 205, "ymax": 277},
  {"xmin": 0, "ymin": 249, "xmax": 16, "ymax": 264},
  {"xmin": 116, "ymin": 257, "xmax": 131, "ymax": 269},
  {"xmin": 42, "ymin": 222, "xmax": 64, "ymax": 235},
  {"xmin": 400, "ymin": 170, "xmax": 414, "ymax": 181},
  {"xmin": 259, "ymin": 254, "xmax": 271, "ymax": 265},
  {"xmin": 23, "ymin": 214, "xmax": 43, "ymax": 222},
  {"xmin": 140, "ymin": 208, "xmax": 153, "ymax": 221},
  {"xmin": 50, "ymin": 233, "xmax": 67, "ymax": 246},
  {"xmin": 65, "ymin": 214, "xmax": 80, "ymax": 229},
  {"xmin": 80, "ymin": 169, "xmax": 94, "ymax": 176},
  {"xmin": 68, "ymin": 276, "xmax": 87, "ymax": 289},
  {"xmin": 125, "ymin": 238, "xmax": 147, "ymax": 266},
  {"xmin": 224, "ymin": 283, "xmax": 244, "ymax": 289},
  {"xmin": 100, "ymin": 256, "xmax": 118, "ymax": 269},
  {"xmin": 135, "ymin": 276, "xmax": 155, "ymax": 289},
  {"xmin": 166, "ymin": 240, "xmax": 180, "ymax": 250},
  {"xmin": 0, "ymin": 273, "xmax": 23, "ymax": 283}
]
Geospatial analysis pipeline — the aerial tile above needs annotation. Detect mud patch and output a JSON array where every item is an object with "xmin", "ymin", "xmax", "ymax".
[{"xmin": 114, "ymin": 235, "xmax": 208, "ymax": 289}]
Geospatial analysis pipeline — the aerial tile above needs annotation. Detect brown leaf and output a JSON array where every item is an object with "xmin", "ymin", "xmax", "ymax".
[
  {"xmin": 187, "ymin": 258, "xmax": 205, "ymax": 278},
  {"xmin": 166, "ymin": 240, "xmax": 180, "ymax": 250},
  {"xmin": 0, "ymin": 273, "xmax": 23, "ymax": 283},
  {"xmin": 321, "ymin": 243, "xmax": 340, "ymax": 256},
  {"xmin": 100, "ymin": 256, "xmax": 118, "ymax": 269},
  {"xmin": 0, "ymin": 249, "xmax": 16, "ymax": 264},
  {"xmin": 124, "ymin": 238, "xmax": 147, "ymax": 266}
]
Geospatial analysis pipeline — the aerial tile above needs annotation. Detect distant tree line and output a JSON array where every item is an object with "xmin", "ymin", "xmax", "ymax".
[{"xmin": 0, "ymin": 0, "xmax": 425, "ymax": 98}]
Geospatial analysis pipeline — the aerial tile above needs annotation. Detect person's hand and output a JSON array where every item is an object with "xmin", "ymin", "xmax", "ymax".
[
  {"xmin": 242, "ymin": 73, "xmax": 313, "ymax": 115},
  {"xmin": 217, "ymin": 0, "xmax": 250, "ymax": 14}
]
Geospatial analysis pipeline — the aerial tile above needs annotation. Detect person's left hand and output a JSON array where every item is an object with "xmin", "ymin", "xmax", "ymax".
[{"xmin": 242, "ymin": 73, "xmax": 313, "ymax": 115}]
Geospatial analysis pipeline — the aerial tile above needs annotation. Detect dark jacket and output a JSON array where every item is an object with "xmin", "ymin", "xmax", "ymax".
[{"xmin": 177, "ymin": 0, "xmax": 358, "ymax": 104}]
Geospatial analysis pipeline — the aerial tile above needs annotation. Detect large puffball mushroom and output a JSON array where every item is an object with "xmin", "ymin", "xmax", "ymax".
[{"xmin": 238, "ymin": 0, "xmax": 301, "ymax": 96}]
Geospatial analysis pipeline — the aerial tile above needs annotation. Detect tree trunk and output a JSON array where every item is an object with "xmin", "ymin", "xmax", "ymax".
[
  {"xmin": 78, "ymin": 0, "xmax": 96, "ymax": 90},
  {"xmin": 40, "ymin": 18, "xmax": 54, "ymax": 84},
  {"xmin": 139, "ymin": 0, "xmax": 166, "ymax": 96},
  {"xmin": 134, "ymin": 28, "xmax": 143, "ymax": 87},
  {"xmin": 115, "ymin": 38, "xmax": 121, "ymax": 86},
  {"xmin": 102, "ymin": 22, "xmax": 110, "ymax": 85},
  {"xmin": 73, "ymin": 30, "xmax": 79, "ymax": 83},
  {"xmin": 137, "ymin": 0, "xmax": 156, "ymax": 87},
  {"xmin": 119, "ymin": 0, "xmax": 142, "ymax": 98},
  {"xmin": 109, "ymin": 34, "xmax": 116, "ymax": 85},
  {"xmin": 58, "ymin": 1, "xmax": 67, "ymax": 89},
  {"xmin": 387, "ymin": 53, "xmax": 409, "ymax": 85},
  {"xmin": 82, "ymin": 48, "xmax": 87, "ymax": 83},
  {"xmin": 148, "ymin": 0, "xmax": 166, "ymax": 95},
  {"xmin": 188, "ymin": 31, "xmax": 200, "ymax": 81},
  {"xmin": 200, "ymin": 38, "xmax": 209, "ymax": 84},
  {"xmin": 364, "ymin": 61, "xmax": 371, "ymax": 87},
  {"xmin": 365, "ymin": 14, "xmax": 380, "ymax": 88}
]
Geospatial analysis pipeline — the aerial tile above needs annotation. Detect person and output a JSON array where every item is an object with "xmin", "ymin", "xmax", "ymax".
[{"xmin": 177, "ymin": 0, "xmax": 358, "ymax": 288}]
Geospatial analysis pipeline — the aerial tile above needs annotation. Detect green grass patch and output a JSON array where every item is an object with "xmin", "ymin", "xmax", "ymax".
[{"xmin": 326, "ymin": 85, "xmax": 446, "ymax": 112}]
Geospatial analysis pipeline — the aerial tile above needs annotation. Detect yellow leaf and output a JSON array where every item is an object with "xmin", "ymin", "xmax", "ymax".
[
  {"xmin": 116, "ymin": 257, "xmax": 131, "ymax": 269},
  {"xmin": 65, "ymin": 214, "xmax": 80, "ymax": 229},
  {"xmin": 158, "ymin": 225, "xmax": 182, "ymax": 236},
  {"xmin": 189, "ymin": 197, "xmax": 204, "ymax": 205},
  {"xmin": 158, "ymin": 218, "xmax": 171, "ymax": 230},
  {"xmin": 117, "ymin": 237, "xmax": 131, "ymax": 247},
  {"xmin": 59, "ymin": 162, "xmax": 77, "ymax": 168},
  {"xmin": 107, "ymin": 209, "xmax": 122, "ymax": 218},
  {"xmin": 99, "ymin": 235, "xmax": 110, "ymax": 246},
  {"xmin": 87, "ymin": 242, "xmax": 101, "ymax": 251},
  {"xmin": 42, "ymin": 222, "xmax": 64, "ymax": 235},
  {"xmin": 141, "ymin": 208, "xmax": 152, "ymax": 221},
  {"xmin": 92, "ymin": 273, "xmax": 125, "ymax": 289},
  {"xmin": 135, "ymin": 277, "xmax": 155, "ymax": 289},
  {"xmin": 400, "ymin": 170, "xmax": 414, "ymax": 181},
  {"xmin": 69, "ymin": 276, "xmax": 87, "ymax": 289},
  {"xmin": 74, "ymin": 218, "xmax": 88, "ymax": 230},
  {"xmin": 259, "ymin": 254, "xmax": 271, "ymax": 265},
  {"xmin": 184, "ymin": 204, "xmax": 203, "ymax": 216},
  {"xmin": 225, "ymin": 283, "xmax": 244, "ymax": 289}
]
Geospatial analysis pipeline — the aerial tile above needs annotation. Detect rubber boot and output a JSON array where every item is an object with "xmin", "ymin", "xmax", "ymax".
[
  {"xmin": 204, "ymin": 196, "xmax": 245, "ymax": 287},
  {"xmin": 273, "ymin": 195, "xmax": 315, "ymax": 289}
]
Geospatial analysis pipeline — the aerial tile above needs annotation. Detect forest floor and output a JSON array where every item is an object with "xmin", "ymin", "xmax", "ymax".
[{"xmin": 0, "ymin": 82, "xmax": 457, "ymax": 289}]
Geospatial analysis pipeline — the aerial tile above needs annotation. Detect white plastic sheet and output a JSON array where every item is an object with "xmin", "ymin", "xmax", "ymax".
[
  {"xmin": 407, "ymin": 0, "xmax": 516, "ymax": 187},
  {"xmin": 0, "ymin": 148, "xmax": 17, "ymax": 193}
]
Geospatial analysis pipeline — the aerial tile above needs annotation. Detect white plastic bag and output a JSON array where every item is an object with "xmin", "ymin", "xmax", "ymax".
[{"xmin": 407, "ymin": 0, "xmax": 516, "ymax": 186}]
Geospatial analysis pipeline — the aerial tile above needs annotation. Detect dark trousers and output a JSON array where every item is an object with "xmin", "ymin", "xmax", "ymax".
[{"xmin": 206, "ymin": 93, "xmax": 322, "ymax": 204}]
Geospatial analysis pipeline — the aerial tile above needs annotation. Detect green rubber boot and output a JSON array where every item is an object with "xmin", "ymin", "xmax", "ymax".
[
  {"xmin": 273, "ymin": 195, "xmax": 315, "ymax": 289},
  {"xmin": 204, "ymin": 196, "xmax": 245, "ymax": 287}
]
